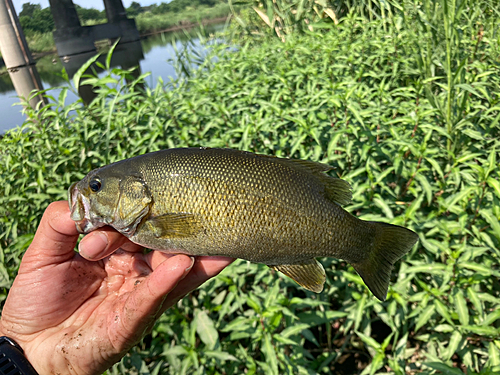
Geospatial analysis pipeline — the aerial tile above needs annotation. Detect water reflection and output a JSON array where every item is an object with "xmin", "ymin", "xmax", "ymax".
[
  {"xmin": 61, "ymin": 40, "xmax": 144, "ymax": 104},
  {"xmin": 0, "ymin": 24, "xmax": 223, "ymax": 133}
]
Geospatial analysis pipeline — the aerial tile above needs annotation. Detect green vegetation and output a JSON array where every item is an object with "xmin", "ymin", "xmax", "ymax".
[
  {"xmin": 1, "ymin": 0, "xmax": 500, "ymax": 374},
  {"xmin": 134, "ymin": 3, "xmax": 230, "ymax": 34}
]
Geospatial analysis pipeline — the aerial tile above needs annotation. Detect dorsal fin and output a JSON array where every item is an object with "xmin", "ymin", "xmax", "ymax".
[
  {"xmin": 206, "ymin": 149, "xmax": 352, "ymax": 206},
  {"xmin": 316, "ymin": 174, "xmax": 352, "ymax": 206},
  {"xmin": 260, "ymin": 155, "xmax": 352, "ymax": 206}
]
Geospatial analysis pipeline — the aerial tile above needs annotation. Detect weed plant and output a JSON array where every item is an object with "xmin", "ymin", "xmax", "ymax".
[{"xmin": 1, "ymin": 1, "xmax": 500, "ymax": 374}]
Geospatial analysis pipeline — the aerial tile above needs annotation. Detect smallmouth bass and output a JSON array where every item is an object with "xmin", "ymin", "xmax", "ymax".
[{"xmin": 68, "ymin": 148, "xmax": 418, "ymax": 300}]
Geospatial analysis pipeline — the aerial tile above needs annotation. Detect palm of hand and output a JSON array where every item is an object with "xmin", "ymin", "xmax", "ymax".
[{"xmin": 0, "ymin": 202, "xmax": 232, "ymax": 375}]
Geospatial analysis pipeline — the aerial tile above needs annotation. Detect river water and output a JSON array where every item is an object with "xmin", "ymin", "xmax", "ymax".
[{"xmin": 0, "ymin": 25, "xmax": 223, "ymax": 133}]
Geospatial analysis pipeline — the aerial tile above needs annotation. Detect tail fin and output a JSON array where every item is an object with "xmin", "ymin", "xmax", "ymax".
[{"xmin": 351, "ymin": 222, "xmax": 418, "ymax": 301}]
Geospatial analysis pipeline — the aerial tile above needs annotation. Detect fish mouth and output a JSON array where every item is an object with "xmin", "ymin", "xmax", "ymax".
[{"xmin": 68, "ymin": 182, "xmax": 104, "ymax": 234}]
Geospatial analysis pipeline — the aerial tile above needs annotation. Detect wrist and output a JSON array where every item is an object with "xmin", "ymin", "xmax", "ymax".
[
  {"xmin": 0, "ymin": 336, "xmax": 39, "ymax": 374},
  {"xmin": 0, "ymin": 321, "xmax": 41, "ymax": 374}
]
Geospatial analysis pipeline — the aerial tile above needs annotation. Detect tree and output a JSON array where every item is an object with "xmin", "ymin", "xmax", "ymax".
[
  {"xmin": 126, "ymin": 1, "xmax": 144, "ymax": 17},
  {"xmin": 19, "ymin": 2, "xmax": 41, "ymax": 18},
  {"xmin": 75, "ymin": 5, "xmax": 106, "ymax": 23},
  {"xmin": 19, "ymin": 7, "xmax": 54, "ymax": 34}
]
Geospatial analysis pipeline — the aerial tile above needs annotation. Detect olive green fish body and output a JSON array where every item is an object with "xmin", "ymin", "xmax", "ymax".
[{"xmin": 69, "ymin": 148, "xmax": 418, "ymax": 300}]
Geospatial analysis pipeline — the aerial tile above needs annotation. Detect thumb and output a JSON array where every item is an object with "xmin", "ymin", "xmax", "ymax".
[{"xmin": 21, "ymin": 201, "xmax": 80, "ymax": 269}]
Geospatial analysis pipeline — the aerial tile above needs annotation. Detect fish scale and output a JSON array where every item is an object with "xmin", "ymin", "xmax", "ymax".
[{"xmin": 69, "ymin": 148, "xmax": 419, "ymax": 300}]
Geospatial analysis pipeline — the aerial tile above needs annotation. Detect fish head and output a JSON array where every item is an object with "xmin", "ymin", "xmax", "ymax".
[{"xmin": 68, "ymin": 166, "xmax": 153, "ymax": 236}]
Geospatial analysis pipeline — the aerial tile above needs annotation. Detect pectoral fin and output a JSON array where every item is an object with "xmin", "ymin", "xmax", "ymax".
[
  {"xmin": 271, "ymin": 259, "xmax": 326, "ymax": 293},
  {"xmin": 146, "ymin": 213, "xmax": 201, "ymax": 238}
]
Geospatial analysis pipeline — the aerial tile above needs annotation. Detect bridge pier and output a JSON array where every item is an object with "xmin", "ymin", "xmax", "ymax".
[{"xmin": 49, "ymin": 0, "xmax": 140, "ymax": 57}]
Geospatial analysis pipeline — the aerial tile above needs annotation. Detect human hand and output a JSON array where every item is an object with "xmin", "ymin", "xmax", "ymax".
[{"xmin": 0, "ymin": 201, "xmax": 233, "ymax": 374}]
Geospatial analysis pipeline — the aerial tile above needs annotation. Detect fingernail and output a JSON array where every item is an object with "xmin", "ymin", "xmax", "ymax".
[
  {"xmin": 79, "ymin": 232, "xmax": 108, "ymax": 259},
  {"xmin": 184, "ymin": 257, "xmax": 195, "ymax": 274}
]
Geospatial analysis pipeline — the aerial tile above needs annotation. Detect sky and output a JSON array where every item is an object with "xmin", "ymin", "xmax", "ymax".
[{"xmin": 11, "ymin": 0, "xmax": 158, "ymax": 12}]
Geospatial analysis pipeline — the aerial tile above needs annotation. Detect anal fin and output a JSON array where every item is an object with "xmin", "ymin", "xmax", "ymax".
[{"xmin": 271, "ymin": 259, "xmax": 326, "ymax": 293}]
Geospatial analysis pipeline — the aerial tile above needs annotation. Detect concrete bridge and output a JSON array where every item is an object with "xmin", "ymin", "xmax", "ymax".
[{"xmin": 50, "ymin": 0, "xmax": 140, "ymax": 56}]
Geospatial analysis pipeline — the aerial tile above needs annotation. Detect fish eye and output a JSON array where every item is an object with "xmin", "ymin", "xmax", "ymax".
[{"xmin": 89, "ymin": 178, "xmax": 102, "ymax": 193}]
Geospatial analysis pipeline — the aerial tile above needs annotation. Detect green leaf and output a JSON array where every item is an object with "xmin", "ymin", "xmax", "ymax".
[
  {"xmin": 434, "ymin": 299, "xmax": 454, "ymax": 325},
  {"xmin": 444, "ymin": 331, "xmax": 462, "ymax": 361},
  {"xmin": 459, "ymin": 262, "xmax": 500, "ymax": 277},
  {"xmin": 485, "ymin": 148, "xmax": 497, "ymax": 179},
  {"xmin": 163, "ymin": 345, "xmax": 189, "ymax": 356},
  {"xmin": 204, "ymin": 351, "xmax": 238, "ymax": 362},
  {"xmin": 487, "ymin": 177, "xmax": 500, "ymax": 199},
  {"xmin": 467, "ymin": 287, "xmax": 483, "ymax": 318},
  {"xmin": 461, "ymin": 325, "xmax": 499, "ymax": 336},
  {"xmin": 482, "ymin": 310, "xmax": 500, "ymax": 327},
  {"xmin": 195, "ymin": 310, "xmax": 219, "ymax": 350},
  {"xmin": 425, "ymin": 157, "xmax": 444, "ymax": 179},
  {"xmin": 415, "ymin": 305, "xmax": 436, "ymax": 332},
  {"xmin": 480, "ymin": 209, "xmax": 500, "ymax": 242},
  {"xmin": 454, "ymin": 290, "xmax": 469, "ymax": 326},
  {"xmin": 406, "ymin": 263, "xmax": 447, "ymax": 274},
  {"xmin": 280, "ymin": 323, "xmax": 310, "ymax": 338},
  {"xmin": 416, "ymin": 174, "xmax": 433, "ymax": 206},
  {"xmin": 354, "ymin": 294, "xmax": 367, "ymax": 331},
  {"xmin": 433, "ymin": 324, "xmax": 455, "ymax": 333},
  {"xmin": 488, "ymin": 342, "xmax": 500, "ymax": 366},
  {"xmin": 302, "ymin": 328, "xmax": 319, "ymax": 347},
  {"xmin": 356, "ymin": 330, "xmax": 381, "ymax": 350},
  {"xmin": 262, "ymin": 333, "xmax": 278, "ymax": 375},
  {"xmin": 373, "ymin": 196, "xmax": 394, "ymax": 219},
  {"xmin": 73, "ymin": 53, "xmax": 101, "ymax": 91},
  {"xmin": 370, "ymin": 352, "xmax": 385, "ymax": 375},
  {"xmin": 424, "ymin": 362, "xmax": 464, "ymax": 375}
]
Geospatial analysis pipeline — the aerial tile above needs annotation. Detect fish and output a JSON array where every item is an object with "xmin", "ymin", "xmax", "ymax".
[{"xmin": 68, "ymin": 147, "xmax": 418, "ymax": 300}]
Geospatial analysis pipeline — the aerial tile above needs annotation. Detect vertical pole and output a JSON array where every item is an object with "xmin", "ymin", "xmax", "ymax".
[{"xmin": 0, "ymin": 0, "xmax": 45, "ymax": 110}]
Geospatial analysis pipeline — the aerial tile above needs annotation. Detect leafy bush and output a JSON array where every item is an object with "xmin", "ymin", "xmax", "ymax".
[{"xmin": 1, "ymin": 1, "xmax": 500, "ymax": 374}]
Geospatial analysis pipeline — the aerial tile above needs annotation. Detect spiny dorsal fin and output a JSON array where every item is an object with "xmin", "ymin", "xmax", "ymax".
[
  {"xmin": 145, "ymin": 213, "xmax": 202, "ymax": 238},
  {"xmin": 271, "ymin": 259, "xmax": 326, "ymax": 293}
]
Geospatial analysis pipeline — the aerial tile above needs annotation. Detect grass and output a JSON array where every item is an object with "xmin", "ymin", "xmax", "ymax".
[
  {"xmin": 1, "ymin": 0, "xmax": 500, "ymax": 374},
  {"xmin": 135, "ymin": 3, "xmax": 231, "ymax": 34},
  {"xmin": 25, "ymin": 31, "xmax": 56, "ymax": 53}
]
